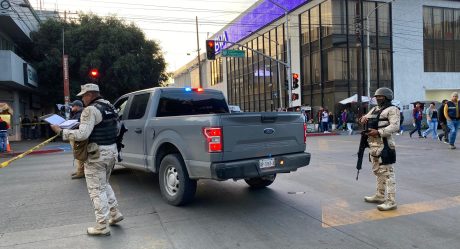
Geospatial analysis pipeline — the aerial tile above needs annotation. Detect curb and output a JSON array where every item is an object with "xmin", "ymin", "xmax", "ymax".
[{"xmin": 1, "ymin": 149, "xmax": 64, "ymax": 157}]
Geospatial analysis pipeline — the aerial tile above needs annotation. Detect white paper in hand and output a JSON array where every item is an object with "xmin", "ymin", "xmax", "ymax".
[{"xmin": 42, "ymin": 114, "xmax": 79, "ymax": 129}]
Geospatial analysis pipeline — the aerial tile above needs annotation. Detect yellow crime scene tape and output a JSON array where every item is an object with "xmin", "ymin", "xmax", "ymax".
[{"xmin": 0, "ymin": 134, "xmax": 60, "ymax": 168}]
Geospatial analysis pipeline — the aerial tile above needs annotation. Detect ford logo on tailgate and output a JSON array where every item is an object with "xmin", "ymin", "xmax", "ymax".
[{"xmin": 264, "ymin": 128, "xmax": 275, "ymax": 135}]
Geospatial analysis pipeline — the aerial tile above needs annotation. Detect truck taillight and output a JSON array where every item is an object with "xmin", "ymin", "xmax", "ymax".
[
  {"xmin": 303, "ymin": 123, "xmax": 307, "ymax": 143},
  {"xmin": 203, "ymin": 127, "xmax": 223, "ymax": 153}
]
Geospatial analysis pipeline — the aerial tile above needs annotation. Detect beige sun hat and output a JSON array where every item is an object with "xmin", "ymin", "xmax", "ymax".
[{"xmin": 76, "ymin": 83, "xmax": 100, "ymax": 96}]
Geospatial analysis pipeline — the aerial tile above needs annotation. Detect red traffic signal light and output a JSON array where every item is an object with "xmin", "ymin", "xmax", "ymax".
[
  {"xmin": 292, "ymin": 73, "xmax": 299, "ymax": 89},
  {"xmin": 206, "ymin": 40, "xmax": 216, "ymax": 60},
  {"xmin": 89, "ymin": 69, "xmax": 99, "ymax": 78}
]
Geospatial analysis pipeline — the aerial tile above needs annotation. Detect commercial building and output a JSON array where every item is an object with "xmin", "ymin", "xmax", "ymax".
[
  {"xmin": 0, "ymin": 0, "xmax": 41, "ymax": 140},
  {"xmin": 174, "ymin": 0, "xmax": 460, "ymax": 116}
]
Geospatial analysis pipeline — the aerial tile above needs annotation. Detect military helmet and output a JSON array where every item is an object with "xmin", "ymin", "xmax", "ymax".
[{"xmin": 374, "ymin": 87, "xmax": 393, "ymax": 100}]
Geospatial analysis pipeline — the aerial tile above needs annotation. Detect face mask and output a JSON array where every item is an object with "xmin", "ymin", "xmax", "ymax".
[{"xmin": 377, "ymin": 98, "xmax": 387, "ymax": 107}]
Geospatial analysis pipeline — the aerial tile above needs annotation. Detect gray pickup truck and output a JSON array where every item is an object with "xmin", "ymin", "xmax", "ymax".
[{"xmin": 114, "ymin": 87, "xmax": 310, "ymax": 205}]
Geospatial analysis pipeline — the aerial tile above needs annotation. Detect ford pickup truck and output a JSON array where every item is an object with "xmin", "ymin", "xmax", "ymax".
[{"xmin": 114, "ymin": 87, "xmax": 310, "ymax": 205}]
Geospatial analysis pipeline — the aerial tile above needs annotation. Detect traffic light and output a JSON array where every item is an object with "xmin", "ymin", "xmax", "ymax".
[
  {"xmin": 89, "ymin": 68, "xmax": 99, "ymax": 78},
  {"xmin": 292, "ymin": 73, "xmax": 299, "ymax": 89},
  {"xmin": 292, "ymin": 93, "xmax": 299, "ymax": 101},
  {"xmin": 206, "ymin": 40, "xmax": 216, "ymax": 60}
]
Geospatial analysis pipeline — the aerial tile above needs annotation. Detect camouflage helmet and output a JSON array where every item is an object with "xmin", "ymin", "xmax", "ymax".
[{"xmin": 374, "ymin": 87, "xmax": 393, "ymax": 100}]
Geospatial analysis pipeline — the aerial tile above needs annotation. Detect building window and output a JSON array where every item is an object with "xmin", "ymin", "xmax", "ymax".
[
  {"xmin": 300, "ymin": 0, "xmax": 393, "ymax": 114},
  {"xmin": 210, "ymin": 56, "xmax": 223, "ymax": 86},
  {"xmin": 424, "ymin": 6, "xmax": 460, "ymax": 72},
  {"xmin": 225, "ymin": 24, "xmax": 285, "ymax": 112}
]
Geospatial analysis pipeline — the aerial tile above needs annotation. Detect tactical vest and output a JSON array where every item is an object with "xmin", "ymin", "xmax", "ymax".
[
  {"xmin": 88, "ymin": 100, "xmax": 118, "ymax": 146},
  {"xmin": 446, "ymin": 101, "xmax": 459, "ymax": 120},
  {"xmin": 367, "ymin": 105, "xmax": 392, "ymax": 130},
  {"xmin": 0, "ymin": 121, "xmax": 8, "ymax": 130}
]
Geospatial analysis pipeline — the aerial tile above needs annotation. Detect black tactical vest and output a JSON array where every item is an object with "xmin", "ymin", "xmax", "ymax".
[
  {"xmin": 367, "ymin": 105, "xmax": 392, "ymax": 130},
  {"xmin": 88, "ymin": 100, "xmax": 118, "ymax": 146},
  {"xmin": 0, "ymin": 121, "xmax": 7, "ymax": 130}
]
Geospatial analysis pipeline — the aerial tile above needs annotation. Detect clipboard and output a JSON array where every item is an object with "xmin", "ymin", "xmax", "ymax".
[{"xmin": 40, "ymin": 114, "xmax": 79, "ymax": 129}]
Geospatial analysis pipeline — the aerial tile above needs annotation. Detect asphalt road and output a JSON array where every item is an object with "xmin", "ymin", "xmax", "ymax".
[{"xmin": 0, "ymin": 134, "xmax": 459, "ymax": 249}]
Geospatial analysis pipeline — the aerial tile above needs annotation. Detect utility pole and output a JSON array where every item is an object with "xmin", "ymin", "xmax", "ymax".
[
  {"xmin": 366, "ymin": 0, "xmax": 396, "ymax": 99},
  {"xmin": 62, "ymin": 24, "xmax": 70, "ymax": 120},
  {"xmin": 195, "ymin": 16, "xmax": 202, "ymax": 88}
]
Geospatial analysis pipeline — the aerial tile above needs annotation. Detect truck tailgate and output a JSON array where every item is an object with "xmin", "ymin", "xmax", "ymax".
[{"xmin": 220, "ymin": 113, "xmax": 305, "ymax": 161}]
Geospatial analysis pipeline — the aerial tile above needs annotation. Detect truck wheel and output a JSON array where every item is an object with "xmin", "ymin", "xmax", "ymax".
[
  {"xmin": 244, "ymin": 174, "xmax": 276, "ymax": 189},
  {"xmin": 159, "ymin": 154, "xmax": 197, "ymax": 206}
]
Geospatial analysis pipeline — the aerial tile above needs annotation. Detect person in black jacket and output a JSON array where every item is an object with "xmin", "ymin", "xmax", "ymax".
[{"xmin": 437, "ymin": 99, "xmax": 450, "ymax": 144}]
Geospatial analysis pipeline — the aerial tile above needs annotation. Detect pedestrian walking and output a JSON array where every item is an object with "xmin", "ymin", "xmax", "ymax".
[
  {"xmin": 0, "ymin": 117, "xmax": 9, "ymax": 152},
  {"xmin": 317, "ymin": 107, "xmax": 324, "ymax": 132},
  {"xmin": 444, "ymin": 92, "xmax": 459, "ymax": 149},
  {"xmin": 51, "ymin": 83, "xmax": 123, "ymax": 236},
  {"xmin": 69, "ymin": 100, "xmax": 85, "ymax": 180},
  {"xmin": 322, "ymin": 109, "xmax": 329, "ymax": 133},
  {"xmin": 328, "ymin": 111, "xmax": 334, "ymax": 131},
  {"xmin": 31, "ymin": 116, "xmax": 39, "ymax": 139},
  {"xmin": 409, "ymin": 102, "xmax": 423, "ymax": 138},
  {"xmin": 422, "ymin": 102, "xmax": 438, "ymax": 139},
  {"xmin": 346, "ymin": 109, "xmax": 355, "ymax": 135},
  {"xmin": 339, "ymin": 109, "xmax": 346, "ymax": 130},
  {"xmin": 359, "ymin": 87, "xmax": 400, "ymax": 211},
  {"xmin": 21, "ymin": 115, "xmax": 31, "ymax": 140},
  {"xmin": 437, "ymin": 99, "xmax": 450, "ymax": 144}
]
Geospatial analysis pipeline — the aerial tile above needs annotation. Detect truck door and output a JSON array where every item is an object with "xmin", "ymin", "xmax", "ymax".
[{"xmin": 121, "ymin": 92, "xmax": 151, "ymax": 169}]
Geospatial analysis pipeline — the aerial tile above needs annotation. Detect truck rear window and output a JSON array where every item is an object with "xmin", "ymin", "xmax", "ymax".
[{"xmin": 156, "ymin": 92, "xmax": 229, "ymax": 117}]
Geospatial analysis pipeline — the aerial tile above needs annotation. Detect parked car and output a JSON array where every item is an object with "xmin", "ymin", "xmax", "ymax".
[{"xmin": 114, "ymin": 87, "xmax": 311, "ymax": 206}]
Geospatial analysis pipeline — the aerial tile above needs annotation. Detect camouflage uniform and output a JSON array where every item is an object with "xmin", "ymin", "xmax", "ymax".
[
  {"xmin": 364, "ymin": 105, "xmax": 400, "ymax": 208},
  {"xmin": 63, "ymin": 99, "xmax": 121, "ymax": 234}
]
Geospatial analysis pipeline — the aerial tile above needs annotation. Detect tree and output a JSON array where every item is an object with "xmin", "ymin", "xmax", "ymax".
[{"xmin": 31, "ymin": 14, "xmax": 167, "ymax": 105}]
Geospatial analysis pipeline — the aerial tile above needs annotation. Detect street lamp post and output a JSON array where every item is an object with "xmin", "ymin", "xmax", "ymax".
[
  {"xmin": 268, "ymin": 0, "xmax": 292, "ymax": 108},
  {"xmin": 366, "ymin": 0, "xmax": 395, "ymax": 98}
]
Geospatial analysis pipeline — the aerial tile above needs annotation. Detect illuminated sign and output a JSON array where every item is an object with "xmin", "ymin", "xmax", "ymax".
[{"xmin": 213, "ymin": 0, "xmax": 308, "ymax": 52}]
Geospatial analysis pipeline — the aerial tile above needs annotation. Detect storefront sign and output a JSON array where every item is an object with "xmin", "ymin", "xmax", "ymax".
[{"xmin": 23, "ymin": 63, "xmax": 38, "ymax": 87}]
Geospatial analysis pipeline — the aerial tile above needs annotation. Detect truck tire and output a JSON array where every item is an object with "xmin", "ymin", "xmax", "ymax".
[
  {"xmin": 159, "ymin": 154, "xmax": 197, "ymax": 206},
  {"xmin": 244, "ymin": 174, "xmax": 276, "ymax": 189}
]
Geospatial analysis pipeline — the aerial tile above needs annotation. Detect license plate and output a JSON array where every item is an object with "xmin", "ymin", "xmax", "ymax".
[{"xmin": 259, "ymin": 158, "xmax": 275, "ymax": 169}]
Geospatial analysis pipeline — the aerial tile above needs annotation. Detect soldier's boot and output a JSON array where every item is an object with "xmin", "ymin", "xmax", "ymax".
[
  {"xmin": 377, "ymin": 200, "xmax": 397, "ymax": 211},
  {"xmin": 109, "ymin": 208, "xmax": 124, "ymax": 226},
  {"xmin": 71, "ymin": 172, "xmax": 85, "ymax": 179},
  {"xmin": 87, "ymin": 221, "xmax": 110, "ymax": 236},
  {"xmin": 364, "ymin": 194, "xmax": 385, "ymax": 204},
  {"xmin": 377, "ymin": 193, "xmax": 397, "ymax": 211}
]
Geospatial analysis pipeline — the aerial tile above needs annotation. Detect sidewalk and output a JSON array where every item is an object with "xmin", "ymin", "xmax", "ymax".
[{"xmin": 1, "ymin": 138, "xmax": 70, "ymax": 157}]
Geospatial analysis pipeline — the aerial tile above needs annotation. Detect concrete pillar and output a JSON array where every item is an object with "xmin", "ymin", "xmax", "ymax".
[{"xmin": 12, "ymin": 90, "xmax": 20, "ymax": 141}]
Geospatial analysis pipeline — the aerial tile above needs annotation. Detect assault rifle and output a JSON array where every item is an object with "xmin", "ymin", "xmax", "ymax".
[
  {"xmin": 116, "ymin": 123, "xmax": 128, "ymax": 162},
  {"xmin": 356, "ymin": 124, "xmax": 369, "ymax": 181}
]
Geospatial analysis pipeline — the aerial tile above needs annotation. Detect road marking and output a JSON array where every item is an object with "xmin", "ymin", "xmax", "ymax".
[{"xmin": 322, "ymin": 195, "xmax": 460, "ymax": 228}]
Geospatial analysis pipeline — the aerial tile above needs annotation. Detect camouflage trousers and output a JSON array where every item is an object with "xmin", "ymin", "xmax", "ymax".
[
  {"xmin": 84, "ymin": 157, "xmax": 118, "ymax": 224},
  {"xmin": 370, "ymin": 155, "xmax": 396, "ymax": 202}
]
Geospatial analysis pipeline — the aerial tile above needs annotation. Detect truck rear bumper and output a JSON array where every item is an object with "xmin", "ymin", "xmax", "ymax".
[{"xmin": 210, "ymin": 152, "xmax": 311, "ymax": 180}]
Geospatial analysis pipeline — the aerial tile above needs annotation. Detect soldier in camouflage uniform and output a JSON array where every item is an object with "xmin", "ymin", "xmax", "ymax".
[
  {"xmin": 360, "ymin": 87, "xmax": 400, "ymax": 211},
  {"xmin": 52, "ymin": 83, "xmax": 123, "ymax": 235}
]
